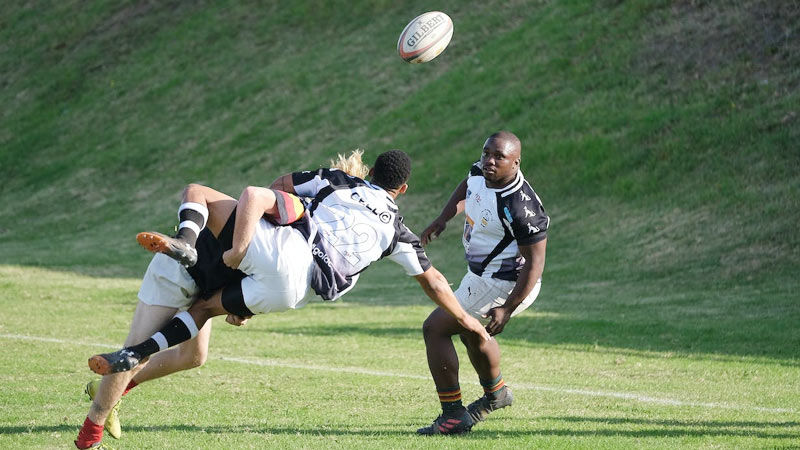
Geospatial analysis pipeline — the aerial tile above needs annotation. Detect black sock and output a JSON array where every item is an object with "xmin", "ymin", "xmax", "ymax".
[
  {"xmin": 127, "ymin": 311, "xmax": 199, "ymax": 358},
  {"xmin": 176, "ymin": 203, "xmax": 208, "ymax": 247}
]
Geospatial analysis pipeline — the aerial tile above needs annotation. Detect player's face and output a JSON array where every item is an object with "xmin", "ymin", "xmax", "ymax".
[{"xmin": 481, "ymin": 139, "xmax": 519, "ymax": 187}]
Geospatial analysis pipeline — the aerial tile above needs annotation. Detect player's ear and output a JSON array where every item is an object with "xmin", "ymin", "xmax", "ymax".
[
  {"xmin": 398, "ymin": 183, "xmax": 408, "ymax": 194},
  {"xmin": 368, "ymin": 167, "xmax": 375, "ymax": 177}
]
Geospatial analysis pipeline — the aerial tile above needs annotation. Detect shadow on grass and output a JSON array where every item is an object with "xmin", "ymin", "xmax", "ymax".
[
  {"xmin": 244, "ymin": 311, "xmax": 800, "ymax": 366},
  {"xmin": 533, "ymin": 416, "xmax": 800, "ymax": 440},
  {"xmin": 2, "ymin": 417, "xmax": 799, "ymax": 440}
]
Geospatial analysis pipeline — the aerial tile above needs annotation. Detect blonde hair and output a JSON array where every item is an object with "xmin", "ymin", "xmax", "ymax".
[{"xmin": 330, "ymin": 149, "xmax": 369, "ymax": 179}]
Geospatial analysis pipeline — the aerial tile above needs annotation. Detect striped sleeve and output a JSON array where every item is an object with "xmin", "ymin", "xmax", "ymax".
[
  {"xmin": 292, "ymin": 168, "xmax": 358, "ymax": 198},
  {"xmin": 385, "ymin": 217, "xmax": 431, "ymax": 276}
]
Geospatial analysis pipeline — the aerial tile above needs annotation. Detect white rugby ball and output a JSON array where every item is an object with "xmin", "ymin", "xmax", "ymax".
[{"xmin": 397, "ymin": 11, "xmax": 454, "ymax": 64}]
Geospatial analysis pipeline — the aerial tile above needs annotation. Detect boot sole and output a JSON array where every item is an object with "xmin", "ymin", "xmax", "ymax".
[
  {"xmin": 88, "ymin": 355, "xmax": 113, "ymax": 376},
  {"xmin": 136, "ymin": 232, "xmax": 196, "ymax": 267}
]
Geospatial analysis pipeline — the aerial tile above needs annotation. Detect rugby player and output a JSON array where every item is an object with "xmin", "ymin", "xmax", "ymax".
[
  {"xmin": 416, "ymin": 132, "xmax": 549, "ymax": 435},
  {"xmin": 75, "ymin": 150, "xmax": 490, "ymax": 448}
]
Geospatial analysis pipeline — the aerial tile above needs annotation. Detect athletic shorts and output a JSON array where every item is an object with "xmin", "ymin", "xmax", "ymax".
[
  {"xmin": 138, "ymin": 253, "xmax": 198, "ymax": 309},
  {"xmin": 454, "ymin": 271, "xmax": 541, "ymax": 324},
  {"xmin": 139, "ymin": 210, "xmax": 314, "ymax": 314},
  {"xmin": 236, "ymin": 218, "xmax": 314, "ymax": 314}
]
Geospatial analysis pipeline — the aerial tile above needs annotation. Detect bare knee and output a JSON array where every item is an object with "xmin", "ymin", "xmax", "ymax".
[
  {"xmin": 187, "ymin": 348, "xmax": 208, "ymax": 369},
  {"xmin": 178, "ymin": 345, "xmax": 208, "ymax": 369},
  {"xmin": 183, "ymin": 183, "xmax": 204, "ymax": 197},
  {"xmin": 423, "ymin": 309, "xmax": 456, "ymax": 340},
  {"xmin": 422, "ymin": 315, "xmax": 437, "ymax": 340}
]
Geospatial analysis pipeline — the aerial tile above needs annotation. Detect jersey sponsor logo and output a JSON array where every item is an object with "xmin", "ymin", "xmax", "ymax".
[
  {"xmin": 503, "ymin": 206, "xmax": 513, "ymax": 223},
  {"xmin": 350, "ymin": 192, "xmax": 392, "ymax": 223},
  {"xmin": 464, "ymin": 215, "xmax": 475, "ymax": 247},
  {"xmin": 312, "ymin": 245, "xmax": 333, "ymax": 267},
  {"xmin": 480, "ymin": 209, "xmax": 491, "ymax": 227},
  {"xmin": 524, "ymin": 206, "xmax": 536, "ymax": 218},
  {"xmin": 527, "ymin": 223, "xmax": 540, "ymax": 234},
  {"xmin": 520, "ymin": 191, "xmax": 531, "ymax": 201}
]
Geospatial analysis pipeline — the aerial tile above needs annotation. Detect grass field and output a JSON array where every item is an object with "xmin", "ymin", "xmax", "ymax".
[
  {"xmin": 1, "ymin": 265, "xmax": 798, "ymax": 449},
  {"xmin": 1, "ymin": 0, "xmax": 799, "ymax": 448}
]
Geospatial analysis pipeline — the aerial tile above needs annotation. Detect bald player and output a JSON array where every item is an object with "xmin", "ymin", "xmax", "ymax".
[{"xmin": 416, "ymin": 131, "xmax": 550, "ymax": 435}]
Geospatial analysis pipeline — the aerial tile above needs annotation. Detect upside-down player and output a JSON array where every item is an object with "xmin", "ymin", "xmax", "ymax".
[{"xmin": 80, "ymin": 150, "xmax": 370, "ymax": 445}]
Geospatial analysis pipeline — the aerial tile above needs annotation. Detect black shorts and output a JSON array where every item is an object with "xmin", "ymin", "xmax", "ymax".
[{"xmin": 185, "ymin": 208, "xmax": 246, "ymax": 300}]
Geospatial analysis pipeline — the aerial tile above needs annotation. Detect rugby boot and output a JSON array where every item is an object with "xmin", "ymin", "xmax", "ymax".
[
  {"xmin": 88, "ymin": 349, "xmax": 141, "ymax": 375},
  {"xmin": 85, "ymin": 380, "xmax": 122, "ymax": 439},
  {"xmin": 136, "ymin": 231, "xmax": 197, "ymax": 267},
  {"xmin": 416, "ymin": 408, "xmax": 473, "ymax": 436},
  {"xmin": 466, "ymin": 387, "xmax": 514, "ymax": 424}
]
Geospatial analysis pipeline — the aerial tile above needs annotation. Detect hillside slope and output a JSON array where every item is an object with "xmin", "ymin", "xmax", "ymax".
[{"xmin": 1, "ymin": 0, "xmax": 798, "ymax": 358}]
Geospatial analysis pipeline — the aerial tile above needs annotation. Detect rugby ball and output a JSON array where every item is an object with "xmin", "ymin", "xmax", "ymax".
[{"xmin": 397, "ymin": 11, "xmax": 454, "ymax": 64}]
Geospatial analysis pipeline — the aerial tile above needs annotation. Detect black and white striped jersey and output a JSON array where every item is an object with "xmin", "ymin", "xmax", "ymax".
[
  {"xmin": 462, "ymin": 162, "xmax": 549, "ymax": 281},
  {"xmin": 291, "ymin": 168, "xmax": 431, "ymax": 300}
]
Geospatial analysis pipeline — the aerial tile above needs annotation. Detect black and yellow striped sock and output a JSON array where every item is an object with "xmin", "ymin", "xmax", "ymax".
[
  {"xmin": 480, "ymin": 374, "xmax": 506, "ymax": 400},
  {"xmin": 437, "ymin": 386, "xmax": 463, "ymax": 413}
]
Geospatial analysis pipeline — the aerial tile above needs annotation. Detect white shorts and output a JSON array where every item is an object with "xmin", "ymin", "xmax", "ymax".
[
  {"xmin": 237, "ymin": 219, "xmax": 314, "ymax": 314},
  {"xmin": 138, "ymin": 219, "xmax": 314, "ymax": 314},
  {"xmin": 454, "ymin": 271, "xmax": 540, "ymax": 324},
  {"xmin": 138, "ymin": 253, "xmax": 198, "ymax": 309}
]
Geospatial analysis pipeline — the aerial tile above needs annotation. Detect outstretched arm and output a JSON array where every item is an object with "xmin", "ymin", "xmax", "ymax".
[
  {"xmin": 414, "ymin": 266, "xmax": 491, "ymax": 341},
  {"xmin": 420, "ymin": 178, "xmax": 468, "ymax": 246},
  {"xmin": 222, "ymin": 186, "xmax": 279, "ymax": 269}
]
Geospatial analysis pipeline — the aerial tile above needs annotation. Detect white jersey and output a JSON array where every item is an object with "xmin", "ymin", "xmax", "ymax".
[
  {"xmin": 291, "ymin": 168, "xmax": 431, "ymax": 300},
  {"xmin": 463, "ymin": 162, "xmax": 549, "ymax": 280}
]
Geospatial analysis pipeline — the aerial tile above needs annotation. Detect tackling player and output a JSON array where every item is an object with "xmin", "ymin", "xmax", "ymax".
[
  {"xmin": 75, "ymin": 150, "xmax": 490, "ymax": 448},
  {"xmin": 416, "ymin": 131, "xmax": 549, "ymax": 435}
]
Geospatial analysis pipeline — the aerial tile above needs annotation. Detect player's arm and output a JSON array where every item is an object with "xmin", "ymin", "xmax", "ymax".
[
  {"xmin": 414, "ymin": 267, "xmax": 491, "ymax": 341},
  {"xmin": 420, "ymin": 177, "xmax": 468, "ymax": 246},
  {"xmin": 485, "ymin": 239, "xmax": 547, "ymax": 335},
  {"xmin": 222, "ymin": 186, "xmax": 280, "ymax": 269}
]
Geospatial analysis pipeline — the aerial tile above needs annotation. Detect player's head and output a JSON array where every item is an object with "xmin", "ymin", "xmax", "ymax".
[
  {"xmin": 370, "ymin": 150, "xmax": 411, "ymax": 194},
  {"xmin": 481, "ymin": 131, "xmax": 521, "ymax": 186}
]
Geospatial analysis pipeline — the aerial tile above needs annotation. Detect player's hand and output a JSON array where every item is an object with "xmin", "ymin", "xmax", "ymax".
[
  {"xmin": 225, "ymin": 314, "xmax": 252, "ymax": 326},
  {"xmin": 458, "ymin": 314, "xmax": 491, "ymax": 342},
  {"xmin": 484, "ymin": 305, "xmax": 512, "ymax": 336},
  {"xmin": 421, "ymin": 217, "xmax": 448, "ymax": 246},
  {"xmin": 222, "ymin": 248, "xmax": 246, "ymax": 270}
]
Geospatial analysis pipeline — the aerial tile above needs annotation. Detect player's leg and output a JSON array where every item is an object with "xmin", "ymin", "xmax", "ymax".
[
  {"xmin": 79, "ymin": 239, "xmax": 204, "ymax": 448},
  {"xmin": 459, "ymin": 329, "xmax": 513, "ymax": 424},
  {"xmin": 417, "ymin": 307, "xmax": 473, "ymax": 435},
  {"xmin": 76, "ymin": 302, "xmax": 178, "ymax": 449},
  {"xmin": 88, "ymin": 288, "xmax": 228, "ymax": 375},
  {"xmin": 459, "ymin": 276, "xmax": 539, "ymax": 424},
  {"xmin": 128, "ymin": 318, "xmax": 212, "ymax": 384},
  {"xmin": 91, "ymin": 219, "xmax": 315, "ymax": 376},
  {"xmin": 137, "ymin": 184, "xmax": 237, "ymax": 266}
]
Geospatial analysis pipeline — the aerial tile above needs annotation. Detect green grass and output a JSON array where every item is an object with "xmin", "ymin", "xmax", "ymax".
[
  {"xmin": 1, "ymin": 0, "xmax": 799, "ymax": 448},
  {"xmin": 0, "ymin": 265, "xmax": 798, "ymax": 449}
]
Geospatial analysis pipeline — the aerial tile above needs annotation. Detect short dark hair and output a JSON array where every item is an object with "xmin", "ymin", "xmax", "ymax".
[{"xmin": 371, "ymin": 150, "xmax": 411, "ymax": 190}]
